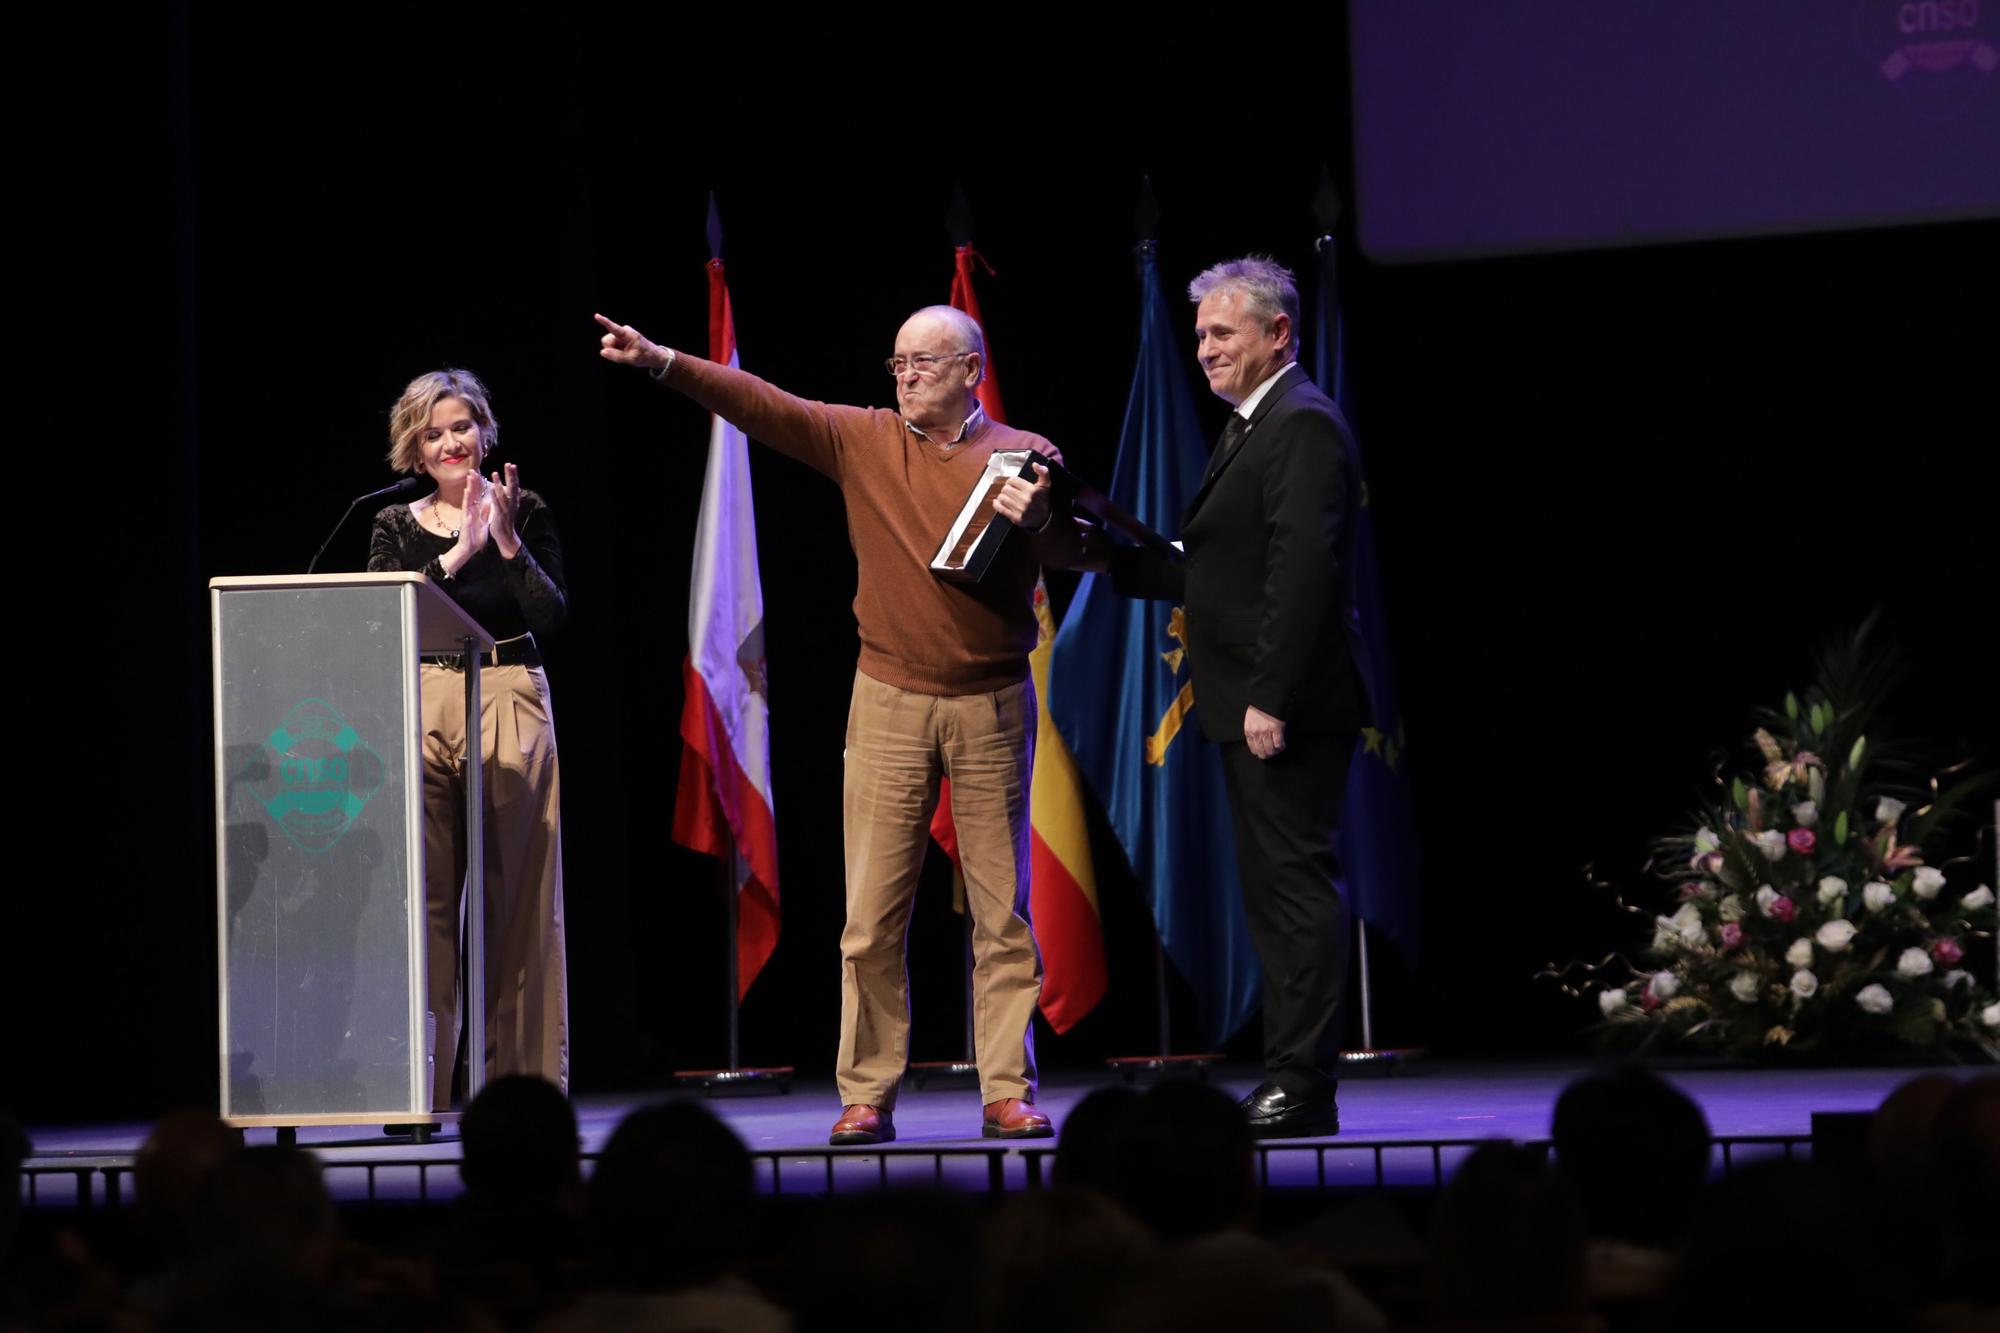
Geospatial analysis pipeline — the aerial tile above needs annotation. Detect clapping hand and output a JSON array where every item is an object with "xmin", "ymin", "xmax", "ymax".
[
  {"xmin": 453, "ymin": 474, "xmax": 492, "ymax": 559},
  {"xmin": 489, "ymin": 462, "xmax": 522, "ymax": 558}
]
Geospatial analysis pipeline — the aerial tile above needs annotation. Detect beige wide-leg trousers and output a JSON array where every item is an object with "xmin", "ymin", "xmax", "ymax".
[
  {"xmin": 838, "ymin": 669, "xmax": 1041, "ymax": 1110},
  {"xmin": 420, "ymin": 661, "xmax": 569, "ymax": 1110}
]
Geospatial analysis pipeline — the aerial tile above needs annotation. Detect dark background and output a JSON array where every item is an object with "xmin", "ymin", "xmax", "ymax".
[{"xmin": 19, "ymin": 10, "xmax": 1995, "ymax": 1122}]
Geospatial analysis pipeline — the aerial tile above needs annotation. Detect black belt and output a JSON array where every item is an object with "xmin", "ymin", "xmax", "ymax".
[{"xmin": 422, "ymin": 634, "xmax": 543, "ymax": 670}]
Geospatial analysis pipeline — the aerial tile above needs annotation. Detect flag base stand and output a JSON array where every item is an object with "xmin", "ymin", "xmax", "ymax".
[
  {"xmin": 676, "ymin": 847, "xmax": 793, "ymax": 1098},
  {"xmin": 672, "ymin": 1065, "xmax": 795, "ymax": 1097},
  {"xmin": 1105, "ymin": 1053, "xmax": 1224, "ymax": 1083},
  {"xmin": 906, "ymin": 1060, "xmax": 980, "ymax": 1091},
  {"xmin": 1342, "ymin": 923, "xmax": 1427, "ymax": 1077},
  {"xmin": 1337, "ymin": 1047, "xmax": 1427, "ymax": 1077}
]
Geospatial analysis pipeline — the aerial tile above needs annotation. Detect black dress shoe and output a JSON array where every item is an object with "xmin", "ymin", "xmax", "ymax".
[{"xmin": 1239, "ymin": 1079, "xmax": 1339, "ymax": 1138}]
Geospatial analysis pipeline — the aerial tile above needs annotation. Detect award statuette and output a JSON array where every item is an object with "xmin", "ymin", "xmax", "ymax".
[{"xmin": 930, "ymin": 450, "xmax": 1041, "ymax": 583}]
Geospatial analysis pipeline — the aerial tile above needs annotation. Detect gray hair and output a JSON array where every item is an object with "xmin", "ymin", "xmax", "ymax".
[
  {"xmin": 908, "ymin": 303, "xmax": 986, "ymax": 371},
  {"xmin": 1188, "ymin": 256, "xmax": 1300, "ymax": 361}
]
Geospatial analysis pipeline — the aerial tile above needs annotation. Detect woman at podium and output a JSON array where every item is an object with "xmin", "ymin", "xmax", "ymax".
[{"xmin": 368, "ymin": 368, "xmax": 569, "ymax": 1110}]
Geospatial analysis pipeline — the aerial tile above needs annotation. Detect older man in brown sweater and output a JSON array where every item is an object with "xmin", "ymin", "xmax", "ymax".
[{"xmin": 597, "ymin": 306, "xmax": 1057, "ymax": 1145}]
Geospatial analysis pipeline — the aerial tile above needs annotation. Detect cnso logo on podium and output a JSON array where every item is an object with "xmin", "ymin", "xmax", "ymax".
[{"xmin": 246, "ymin": 698, "xmax": 385, "ymax": 853}]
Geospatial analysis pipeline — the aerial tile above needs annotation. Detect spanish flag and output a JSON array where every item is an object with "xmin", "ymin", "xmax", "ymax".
[{"xmin": 929, "ymin": 244, "xmax": 1107, "ymax": 1032}]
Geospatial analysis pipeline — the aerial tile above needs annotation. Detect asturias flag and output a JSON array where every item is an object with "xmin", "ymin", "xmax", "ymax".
[{"xmin": 1048, "ymin": 245, "xmax": 1259, "ymax": 1049}]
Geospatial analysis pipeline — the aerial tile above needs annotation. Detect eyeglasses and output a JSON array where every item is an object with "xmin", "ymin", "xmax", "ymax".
[{"xmin": 883, "ymin": 350, "xmax": 972, "ymax": 377}]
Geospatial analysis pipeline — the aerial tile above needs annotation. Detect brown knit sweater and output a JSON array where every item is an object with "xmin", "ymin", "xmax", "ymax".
[{"xmin": 663, "ymin": 354, "xmax": 1059, "ymax": 696}]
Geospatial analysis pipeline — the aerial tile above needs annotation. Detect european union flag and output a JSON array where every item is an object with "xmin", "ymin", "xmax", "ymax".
[
  {"xmin": 1049, "ymin": 245, "xmax": 1260, "ymax": 1050},
  {"xmin": 1312, "ymin": 235, "xmax": 1421, "ymax": 970}
]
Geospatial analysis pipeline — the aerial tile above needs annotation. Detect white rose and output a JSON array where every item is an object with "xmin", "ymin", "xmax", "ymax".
[
  {"xmin": 1792, "ymin": 801, "xmax": 1819, "ymax": 828},
  {"xmin": 1817, "ymin": 876, "xmax": 1848, "ymax": 905},
  {"xmin": 1983, "ymin": 1002, "xmax": 2000, "ymax": 1029},
  {"xmin": 1961, "ymin": 885, "xmax": 1994, "ymax": 910},
  {"xmin": 1729, "ymin": 971, "xmax": 1762, "ymax": 1003},
  {"xmin": 1755, "ymin": 886, "xmax": 1785, "ymax": 917},
  {"xmin": 1693, "ymin": 827, "xmax": 1722, "ymax": 855},
  {"xmin": 1719, "ymin": 894, "xmax": 1747, "ymax": 923},
  {"xmin": 1817, "ymin": 919, "xmax": 1858, "ymax": 952},
  {"xmin": 1752, "ymin": 830, "xmax": 1787, "ymax": 862},
  {"xmin": 1790, "ymin": 969, "xmax": 1819, "ymax": 999},
  {"xmin": 1943, "ymin": 970, "xmax": 1972, "ymax": 991},
  {"xmin": 1896, "ymin": 947, "xmax": 1934, "ymax": 978},
  {"xmin": 1876, "ymin": 797, "xmax": 1906, "ymax": 825},
  {"xmin": 1673, "ymin": 902, "xmax": 1708, "ymax": 946},
  {"xmin": 1651, "ymin": 971, "xmax": 1680, "ymax": 1001},
  {"xmin": 1863, "ymin": 880, "xmax": 1896, "ymax": 913},
  {"xmin": 1912, "ymin": 867, "xmax": 1946, "ymax": 901},
  {"xmin": 1652, "ymin": 915, "xmax": 1681, "ymax": 951},
  {"xmin": 1599, "ymin": 988, "xmax": 1628, "ymax": 1015},
  {"xmin": 1785, "ymin": 938, "xmax": 1814, "ymax": 969},
  {"xmin": 1855, "ymin": 984, "xmax": 1895, "ymax": 1015}
]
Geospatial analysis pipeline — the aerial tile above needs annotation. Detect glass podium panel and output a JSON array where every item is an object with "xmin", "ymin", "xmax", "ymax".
[{"xmin": 213, "ymin": 581, "xmax": 423, "ymax": 1118}]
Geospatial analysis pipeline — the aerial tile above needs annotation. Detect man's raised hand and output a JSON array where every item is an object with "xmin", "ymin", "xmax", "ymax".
[{"xmin": 594, "ymin": 313, "xmax": 670, "ymax": 372}]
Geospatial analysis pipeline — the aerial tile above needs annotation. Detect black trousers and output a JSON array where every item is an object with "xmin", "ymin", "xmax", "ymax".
[{"xmin": 1220, "ymin": 730, "xmax": 1355, "ymax": 1097}]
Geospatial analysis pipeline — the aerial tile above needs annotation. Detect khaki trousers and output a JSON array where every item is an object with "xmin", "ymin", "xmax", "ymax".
[
  {"xmin": 420, "ymin": 662, "xmax": 569, "ymax": 1110},
  {"xmin": 839, "ymin": 669, "xmax": 1040, "ymax": 1109}
]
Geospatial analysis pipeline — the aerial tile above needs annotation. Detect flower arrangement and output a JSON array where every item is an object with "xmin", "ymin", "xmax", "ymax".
[{"xmin": 1579, "ymin": 626, "xmax": 1997, "ymax": 1059}]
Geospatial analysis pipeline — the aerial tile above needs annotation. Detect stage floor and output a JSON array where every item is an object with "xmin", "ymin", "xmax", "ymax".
[{"xmin": 20, "ymin": 1059, "xmax": 1956, "ymax": 1205}]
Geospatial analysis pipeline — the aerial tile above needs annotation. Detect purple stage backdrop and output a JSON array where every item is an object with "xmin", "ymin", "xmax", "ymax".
[{"xmin": 1349, "ymin": 1, "xmax": 2000, "ymax": 260}]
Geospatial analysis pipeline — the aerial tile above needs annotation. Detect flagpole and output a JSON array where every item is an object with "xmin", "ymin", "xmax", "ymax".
[
  {"xmin": 674, "ymin": 832, "xmax": 793, "ymax": 1095},
  {"xmin": 1098, "ymin": 196, "xmax": 1225, "ymax": 1085},
  {"xmin": 726, "ymin": 840, "xmax": 741, "ymax": 1071},
  {"xmin": 908, "ymin": 188, "xmax": 1008, "ymax": 1093},
  {"xmin": 1313, "ymin": 169, "xmax": 1423, "ymax": 1073},
  {"xmin": 1356, "ymin": 918, "xmax": 1374, "ymax": 1052},
  {"xmin": 668, "ymin": 191, "xmax": 794, "ymax": 1098}
]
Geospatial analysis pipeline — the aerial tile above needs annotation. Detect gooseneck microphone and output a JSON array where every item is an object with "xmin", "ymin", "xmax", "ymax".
[{"xmin": 307, "ymin": 476, "xmax": 426, "ymax": 574}]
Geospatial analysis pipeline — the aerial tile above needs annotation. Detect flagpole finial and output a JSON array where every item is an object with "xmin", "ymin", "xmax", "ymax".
[
  {"xmin": 1311, "ymin": 166, "xmax": 1343, "ymax": 243},
  {"xmin": 1135, "ymin": 175, "xmax": 1160, "ymax": 243},
  {"xmin": 706, "ymin": 192, "xmax": 724, "ymax": 260},
  {"xmin": 948, "ymin": 184, "xmax": 975, "ymax": 248}
]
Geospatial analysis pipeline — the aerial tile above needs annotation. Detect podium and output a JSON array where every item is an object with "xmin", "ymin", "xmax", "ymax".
[{"xmin": 210, "ymin": 573, "xmax": 494, "ymax": 1139}]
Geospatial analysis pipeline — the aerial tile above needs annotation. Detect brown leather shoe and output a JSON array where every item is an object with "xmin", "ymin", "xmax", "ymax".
[
  {"xmin": 982, "ymin": 1097, "xmax": 1053, "ymax": 1139},
  {"xmin": 829, "ymin": 1104, "xmax": 894, "ymax": 1146}
]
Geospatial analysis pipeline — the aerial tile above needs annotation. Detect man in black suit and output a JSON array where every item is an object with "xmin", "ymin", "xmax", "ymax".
[{"xmin": 999, "ymin": 256, "xmax": 1367, "ymax": 1137}]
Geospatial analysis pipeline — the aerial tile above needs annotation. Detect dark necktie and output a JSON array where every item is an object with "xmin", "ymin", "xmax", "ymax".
[{"xmin": 1204, "ymin": 414, "xmax": 1250, "ymax": 485}]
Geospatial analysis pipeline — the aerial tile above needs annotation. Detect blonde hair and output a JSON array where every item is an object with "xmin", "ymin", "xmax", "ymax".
[{"xmin": 386, "ymin": 369, "xmax": 499, "ymax": 474}]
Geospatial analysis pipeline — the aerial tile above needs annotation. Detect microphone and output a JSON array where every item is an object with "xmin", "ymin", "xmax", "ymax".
[{"xmin": 307, "ymin": 476, "xmax": 427, "ymax": 574}]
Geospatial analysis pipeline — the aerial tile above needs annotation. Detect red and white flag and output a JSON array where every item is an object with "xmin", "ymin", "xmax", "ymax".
[{"xmin": 672, "ymin": 255, "xmax": 780, "ymax": 999}]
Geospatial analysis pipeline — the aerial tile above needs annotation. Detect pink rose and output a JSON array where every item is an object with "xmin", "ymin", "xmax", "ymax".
[
  {"xmin": 1679, "ymin": 881, "xmax": 1712, "ymax": 902},
  {"xmin": 1769, "ymin": 895, "xmax": 1798, "ymax": 923},
  {"xmin": 1933, "ymin": 938, "xmax": 1965, "ymax": 968},
  {"xmin": 1641, "ymin": 988, "xmax": 1662, "ymax": 1012},
  {"xmin": 1787, "ymin": 828, "xmax": 1816, "ymax": 855},
  {"xmin": 1721, "ymin": 922, "xmax": 1744, "ymax": 950}
]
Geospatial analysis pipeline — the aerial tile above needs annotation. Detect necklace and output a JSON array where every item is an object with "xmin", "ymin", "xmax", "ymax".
[{"xmin": 431, "ymin": 497, "xmax": 462, "ymax": 539}]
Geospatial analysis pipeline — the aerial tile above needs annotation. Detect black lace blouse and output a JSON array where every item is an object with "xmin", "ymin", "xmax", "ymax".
[{"xmin": 367, "ymin": 489, "xmax": 567, "ymax": 644}]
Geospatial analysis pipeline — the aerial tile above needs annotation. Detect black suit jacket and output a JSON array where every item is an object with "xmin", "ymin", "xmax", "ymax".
[{"xmin": 1111, "ymin": 363, "xmax": 1370, "ymax": 743}]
